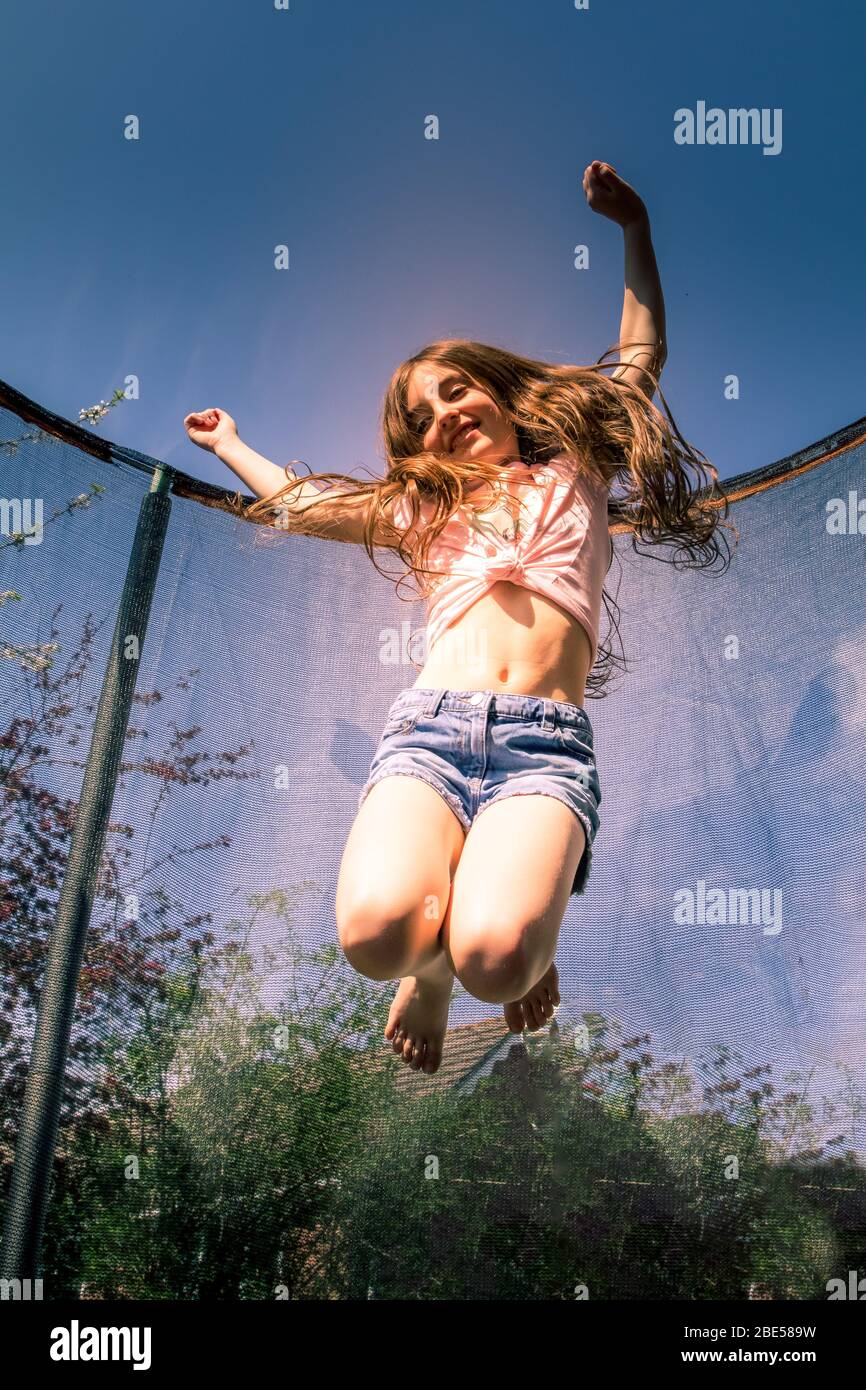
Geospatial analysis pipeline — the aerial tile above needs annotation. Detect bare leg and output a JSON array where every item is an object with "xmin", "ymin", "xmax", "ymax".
[
  {"xmin": 441, "ymin": 795, "xmax": 585, "ymax": 1024},
  {"xmin": 336, "ymin": 775, "xmax": 465, "ymax": 1073}
]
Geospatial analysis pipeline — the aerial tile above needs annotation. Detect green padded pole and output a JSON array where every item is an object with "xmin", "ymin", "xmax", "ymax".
[{"xmin": 0, "ymin": 465, "xmax": 173, "ymax": 1284}]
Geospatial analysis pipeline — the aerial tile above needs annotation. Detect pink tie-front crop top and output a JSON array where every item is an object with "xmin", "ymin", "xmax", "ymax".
[{"xmin": 390, "ymin": 453, "xmax": 614, "ymax": 664}]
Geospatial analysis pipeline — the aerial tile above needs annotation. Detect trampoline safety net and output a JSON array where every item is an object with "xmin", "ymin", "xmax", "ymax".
[{"xmin": 1, "ymin": 377, "xmax": 865, "ymax": 1300}]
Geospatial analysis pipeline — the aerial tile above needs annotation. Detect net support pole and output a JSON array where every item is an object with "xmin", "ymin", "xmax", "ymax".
[{"xmin": 0, "ymin": 464, "xmax": 174, "ymax": 1283}]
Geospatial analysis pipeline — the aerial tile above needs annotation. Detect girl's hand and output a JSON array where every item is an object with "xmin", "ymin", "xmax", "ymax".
[
  {"xmin": 183, "ymin": 407, "xmax": 238, "ymax": 454},
  {"xmin": 581, "ymin": 161, "xmax": 647, "ymax": 228}
]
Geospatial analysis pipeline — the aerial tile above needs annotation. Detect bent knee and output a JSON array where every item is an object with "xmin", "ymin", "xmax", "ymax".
[
  {"xmin": 451, "ymin": 923, "xmax": 537, "ymax": 1003},
  {"xmin": 336, "ymin": 892, "xmax": 428, "ymax": 980}
]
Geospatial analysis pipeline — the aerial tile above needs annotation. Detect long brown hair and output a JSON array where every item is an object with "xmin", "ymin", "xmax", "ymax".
[{"xmin": 245, "ymin": 338, "xmax": 738, "ymax": 696}]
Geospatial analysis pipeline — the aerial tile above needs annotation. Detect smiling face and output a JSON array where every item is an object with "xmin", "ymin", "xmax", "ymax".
[{"xmin": 404, "ymin": 362, "xmax": 521, "ymax": 466}]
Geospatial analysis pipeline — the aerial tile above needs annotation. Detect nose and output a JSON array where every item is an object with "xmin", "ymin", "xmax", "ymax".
[{"xmin": 432, "ymin": 399, "xmax": 459, "ymax": 433}]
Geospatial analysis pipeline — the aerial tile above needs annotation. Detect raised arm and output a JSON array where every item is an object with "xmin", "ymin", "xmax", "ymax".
[
  {"xmin": 183, "ymin": 407, "xmax": 398, "ymax": 546},
  {"xmin": 581, "ymin": 161, "xmax": 667, "ymax": 399}
]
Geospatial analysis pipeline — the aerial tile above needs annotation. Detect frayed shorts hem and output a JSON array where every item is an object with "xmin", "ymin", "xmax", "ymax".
[
  {"xmin": 357, "ymin": 768, "xmax": 472, "ymax": 834},
  {"xmin": 357, "ymin": 774, "xmax": 594, "ymax": 896}
]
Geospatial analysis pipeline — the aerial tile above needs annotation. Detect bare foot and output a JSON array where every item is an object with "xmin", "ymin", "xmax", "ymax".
[
  {"xmin": 503, "ymin": 961, "xmax": 561, "ymax": 1034},
  {"xmin": 384, "ymin": 951, "xmax": 454, "ymax": 1075}
]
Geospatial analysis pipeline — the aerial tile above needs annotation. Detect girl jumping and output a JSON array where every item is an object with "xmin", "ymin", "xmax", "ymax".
[{"xmin": 184, "ymin": 161, "xmax": 734, "ymax": 1077}]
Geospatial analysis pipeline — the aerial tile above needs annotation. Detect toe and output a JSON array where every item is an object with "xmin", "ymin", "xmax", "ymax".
[
  {"xmin": 532, "ymin": 994, "xmax": 550, "ymax": 1029},
  {"xmin": 503, "ymin": 1000, "xmax": 525, "ymax": 1033},
  {"xmin": 523, "ymin": 997, "xmax": 541, "ymax": 1030}
]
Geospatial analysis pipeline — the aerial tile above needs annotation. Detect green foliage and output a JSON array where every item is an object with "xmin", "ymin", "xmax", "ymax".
[
  {"xmin": 39, "ymin": 890, "xmax": 396, "ymax": 1299},
  {"xmin": 321, "ymin": 1021, "xmax": 856, "ymax": 1300},
  {"xmin": 34, "ymin": 949, "xmax": 865, "ymax": 1300}
]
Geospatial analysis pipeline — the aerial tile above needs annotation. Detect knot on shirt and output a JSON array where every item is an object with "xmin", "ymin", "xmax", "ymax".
[{"xmin": 485, "ymin": 552, "xmax": 525, "ymax": 582}]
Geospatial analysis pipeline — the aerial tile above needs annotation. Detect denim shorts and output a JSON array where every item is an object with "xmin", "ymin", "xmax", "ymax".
[{"xmin": 357, "ymin": 687, "xmax": 602, "ymax": 896}]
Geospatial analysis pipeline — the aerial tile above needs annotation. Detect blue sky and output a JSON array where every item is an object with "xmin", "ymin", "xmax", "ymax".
[{"xmin": 1, "ymin": 0, "xmax": 864, "ymax": 488}]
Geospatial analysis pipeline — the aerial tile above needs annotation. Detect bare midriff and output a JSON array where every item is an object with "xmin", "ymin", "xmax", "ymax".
[{"xmin": 410, "ymin": 581, "xmax": 594, "ymax": 708}]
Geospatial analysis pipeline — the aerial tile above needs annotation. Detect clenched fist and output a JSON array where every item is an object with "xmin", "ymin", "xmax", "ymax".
[
  {"xmin": 581, "ymin": 161, "xmax": 647, "ymax": 228},
  {"xmin": 183, "ymin": 408, "xmax": 238, "ymax": 454}
]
